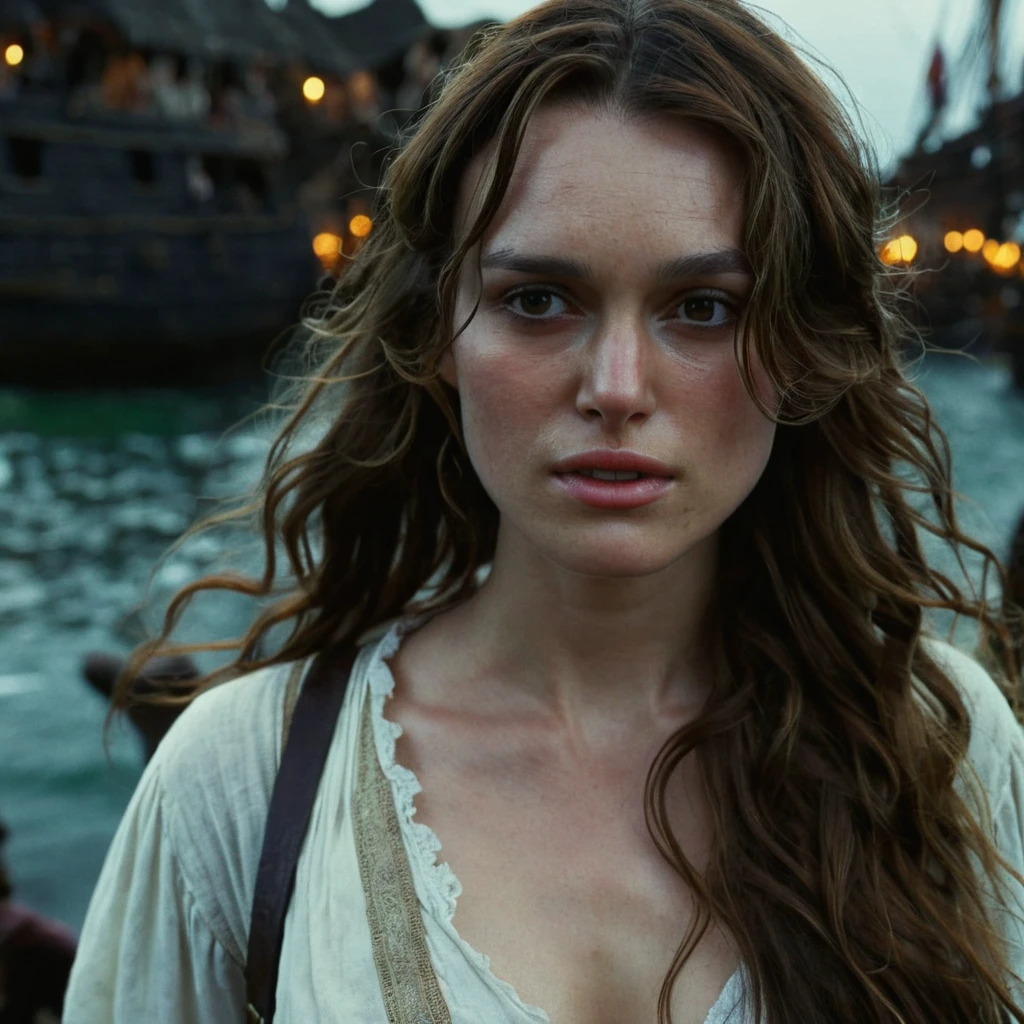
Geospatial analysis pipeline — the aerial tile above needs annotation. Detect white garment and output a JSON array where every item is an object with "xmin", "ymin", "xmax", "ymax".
[{"xmin": 63, "ymin": 621, "xmax": 1024, "ymax": 1023}]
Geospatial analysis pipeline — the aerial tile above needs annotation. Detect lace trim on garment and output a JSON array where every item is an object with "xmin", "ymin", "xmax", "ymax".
[
  {"xmin": 368, "ymin": 622, "xmax": 463, "ymax": 922},
  {"xmin": 367, "ymin": 621, "xmax": 552, "ymax": 1020},
  {"xmin": 355, "ymin": 678, "xmax": 453, "ymax": 1024}
]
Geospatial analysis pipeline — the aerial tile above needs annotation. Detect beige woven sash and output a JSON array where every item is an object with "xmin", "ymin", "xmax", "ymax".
[{"xmin": 353, "ymin": 693, "xmax": 453, "ymax": 1024}]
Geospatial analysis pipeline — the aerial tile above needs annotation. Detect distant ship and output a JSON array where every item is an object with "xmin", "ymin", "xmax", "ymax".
[
  {"xmin": 885, "ymin": 0, "xmax": 1024, "ymax": 387},
  {"xmin": 0, "ymin": 93, "xmax": 318, "ymax": 386},
  {"xmin": 0, "ymin": 0, "xmax": 431, "ymax": 387}
]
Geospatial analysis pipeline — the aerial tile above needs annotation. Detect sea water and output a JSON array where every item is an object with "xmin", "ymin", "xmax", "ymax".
[{"xmin": 1, "ymin": 356, "xmax": 1023, "ymax": 932}]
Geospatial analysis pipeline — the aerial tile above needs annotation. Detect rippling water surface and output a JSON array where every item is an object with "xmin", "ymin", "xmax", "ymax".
[{"xmin": 1, "ymin": 356, "xmax": 1024, "ymax": 932}]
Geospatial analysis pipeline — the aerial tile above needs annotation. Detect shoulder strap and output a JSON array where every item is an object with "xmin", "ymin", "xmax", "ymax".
[{"xmin": 245, "ymin": 644, "xmax": 359, "ymax": 1024}]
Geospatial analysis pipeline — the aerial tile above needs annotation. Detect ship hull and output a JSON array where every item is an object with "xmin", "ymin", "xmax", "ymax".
[
  {"xmin": 0, "ymin": 215, "xmax": 316, "ymax": 385},
  {"xmin": 0, "ymin": 100, "xmax": 319, "ymax": 387}
]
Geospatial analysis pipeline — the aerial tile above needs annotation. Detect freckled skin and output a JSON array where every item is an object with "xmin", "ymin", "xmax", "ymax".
[{"xmin": 443, "ymin": 104, "xmax": 777, "ymax": 582}]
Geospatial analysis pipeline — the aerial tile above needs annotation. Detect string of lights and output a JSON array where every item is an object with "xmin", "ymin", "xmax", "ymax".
[{"xmin": 880, "ymin": 227, "xmax": 1023, "ymax": 273}]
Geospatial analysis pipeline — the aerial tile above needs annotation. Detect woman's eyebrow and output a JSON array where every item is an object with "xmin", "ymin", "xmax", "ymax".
[{"xmin": 479, "ymin": 246, "xmax": 751, "ymax": 281}]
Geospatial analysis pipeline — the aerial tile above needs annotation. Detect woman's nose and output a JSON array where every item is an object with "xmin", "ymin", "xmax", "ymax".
[{"xmin": 575, "ymin": 324, "xmax": 657, "ymax": 428}]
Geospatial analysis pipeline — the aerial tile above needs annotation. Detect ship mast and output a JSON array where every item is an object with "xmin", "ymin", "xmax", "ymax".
[
  {"xmin": 987, "ymin": 0, "xmax": 1003, "ymax": 101},
  {"xmin": 980, "ymin": 0, "xmax": 1010, "ymax": 238}
]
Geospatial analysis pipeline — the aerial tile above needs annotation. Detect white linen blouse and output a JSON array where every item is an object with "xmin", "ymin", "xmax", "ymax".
[{"xmin": 63, "ymin": 620, "xmax": 1024, "ymax": 1023}]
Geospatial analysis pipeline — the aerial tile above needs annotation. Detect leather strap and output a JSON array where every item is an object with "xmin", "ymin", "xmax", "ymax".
[{"xmin": 245, "ymin": 644, "xmax": 359, "ymax": 1023}]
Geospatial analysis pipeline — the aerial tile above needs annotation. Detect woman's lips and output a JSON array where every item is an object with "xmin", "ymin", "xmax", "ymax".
[
  {"xmin": 551, "ymin": 449, "xmax": 673, "ymax": 477},
  {"xmin": 552, "ymin": 471, "xmax": 673, "ymax": 509}
]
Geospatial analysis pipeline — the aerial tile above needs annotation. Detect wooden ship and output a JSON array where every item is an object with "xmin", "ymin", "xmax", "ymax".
[
  {"xmin": 0, "ymin": 0, "xmax": 434, "ymax": 386},
  {"xmin": 885, "ymin": 0, "xmax": 1024, "ymax": 387}
]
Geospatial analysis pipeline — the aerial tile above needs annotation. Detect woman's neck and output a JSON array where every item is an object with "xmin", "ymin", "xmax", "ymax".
[{"xmin": 418, "ymin": 524, "xmax": 719, "ymax": 736}]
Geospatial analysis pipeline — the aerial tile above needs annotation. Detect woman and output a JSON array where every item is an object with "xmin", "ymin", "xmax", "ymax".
[{"xmin": 65, "ymin": 1, "xmax": 1024, "ymax": 1022}]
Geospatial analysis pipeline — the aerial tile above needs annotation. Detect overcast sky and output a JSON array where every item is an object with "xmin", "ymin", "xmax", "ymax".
[{"xmin": 311, "ymin": 0, "xmax": 1024, "ymax": 171}]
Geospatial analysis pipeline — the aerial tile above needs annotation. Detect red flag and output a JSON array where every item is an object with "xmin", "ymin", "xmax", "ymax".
[{"xmin": 927, "ymin": 45, "xmax": 948, "ymax": 111}]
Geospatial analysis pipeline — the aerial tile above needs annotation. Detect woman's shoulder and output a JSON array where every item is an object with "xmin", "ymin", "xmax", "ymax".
[
  {"xmin": 156, "ymin": 659, "xmax": 300, "ymax": 788},
  {"xmin": 150, "ymin": 663, "xmax": 309, "ymax": 912},
  {"xmin": 133, "ymin": 656, "xmax": 331, "ymax": 960},
  {"xmin": 921, "ymin": 637, "xmax": 1023, "ymax": 746},
  {"xmin": 150, "ymin": 627, "xmax": 394, "ymax": 844},
  {"xmin": 921, "ymin": 636, "xmax": 1024, "ymax": 814}
]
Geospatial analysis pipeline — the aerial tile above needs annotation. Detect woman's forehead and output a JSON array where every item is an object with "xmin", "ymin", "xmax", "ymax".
[{"xmin": 455, "ymin": 103, "xmax": 746, "ymax": 264}]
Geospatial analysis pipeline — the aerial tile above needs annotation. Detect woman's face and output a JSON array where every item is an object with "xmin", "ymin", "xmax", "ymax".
[{"xmin": 444, "ymin": 103, "xmax": 777, "ymax": 579}]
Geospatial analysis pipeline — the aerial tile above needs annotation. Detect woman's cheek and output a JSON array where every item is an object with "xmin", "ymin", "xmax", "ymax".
[
  {"xmin": 457, "ymin": 347, "xmax": 548, "ymax": 490},
  {"xmin": 673, "ymin": 355, "xmax": 776, "ymax": 468}
]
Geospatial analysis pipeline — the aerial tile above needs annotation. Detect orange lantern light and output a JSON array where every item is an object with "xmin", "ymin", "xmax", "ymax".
[
  {"xmin": 303, "ymin": 76, "xmax": 326, "ymax": 104},
  {"xmin": 349, "ymin": 215, "xmax": 372, "ymax": 239},
  {"xmin": 880, "ymin": 235, "xmax": 917, "ymax": 265},
  {"xmin": 994, "ymin": 242, "xmax": 1021, "ymax": 270},
  {"xmin": 943, "ymin": 231, "xmax": 964, "ymax": 254},
  {"xmin": 962, "ymin": 229, "xmax": 985, "ymax": 253},
  {"xmin": 312, "ymin": 232, "xmax": 342, "ymax": 268}
]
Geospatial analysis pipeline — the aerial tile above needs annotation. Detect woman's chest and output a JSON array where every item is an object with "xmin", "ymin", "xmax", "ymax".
[{"xmin": 391, "ymin": 711, "xmax": 741, "ymax": 1024}]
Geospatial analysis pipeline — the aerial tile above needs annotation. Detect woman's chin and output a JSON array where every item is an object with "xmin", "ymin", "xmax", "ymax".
[
  {"xmin": 498, "ymin": 514, "xmax": 717, "ymax": 581},
  {"xmin": 543, "ymin": 540, "xmax": 695, "ymax": 581}
]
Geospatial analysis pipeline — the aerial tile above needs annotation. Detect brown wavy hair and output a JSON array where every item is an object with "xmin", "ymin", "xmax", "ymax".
[{"xmin": 116, "ymin": 1, "xmax": 1024, "ymax": 1020}]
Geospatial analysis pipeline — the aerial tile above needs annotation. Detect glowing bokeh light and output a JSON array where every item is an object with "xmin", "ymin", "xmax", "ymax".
[
  {"xmin": 312, "ymin": 232, "xmax": 342, "ymax": 264},
  {"xmin": 943, "ymin": 231, "xmax": 964, "ymax": 254},
  {"xmin": 982, "ymin": 238, "xmax": 1000, "ymax": 263},
  {"xmin": 303, "ymin": 76, "xmax": 326, "ymax": 103},
  {"xmin": 962, "ymin": 229, "xmax": 985, "ymax": 253},
  {"xmin": 349, "ymin": 215, "xmax": 372, "ymax": 238},
  {"xmin": 881, "ymin": 235, "xmax": 917, "ymax": 265},
  {"xmin": 994, "ymin": 242, "xmax": 1021, "ymax": 270},
  {"xmin": 880, "ymin": 240, "xmax": 900, "ymax": 264},
  {"xmin": 4, "ymin": 44, "xmax": 24, "ymax": 67}
]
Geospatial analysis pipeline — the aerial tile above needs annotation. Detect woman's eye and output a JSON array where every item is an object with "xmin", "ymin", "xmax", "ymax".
[
  {"xmin": 505, "ymin": 289, "xmax": 568, "ymax": 319},
  {"xmin": 676, "ymin": 295, "xmax": 735, "ymax": 327},
  {"xmin": 501, "ymin": 288, "xmax": 736, "ymax": 328}
]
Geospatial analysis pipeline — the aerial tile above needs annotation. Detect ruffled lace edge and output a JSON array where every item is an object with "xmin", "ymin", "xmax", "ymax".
[
  {"xmin": 366, "ymin": 618, "xmax": 462, "ymax": 921},
  {"xmin": 364, "ymin": 617, "xmax": 552, "ymax": 1022}
]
